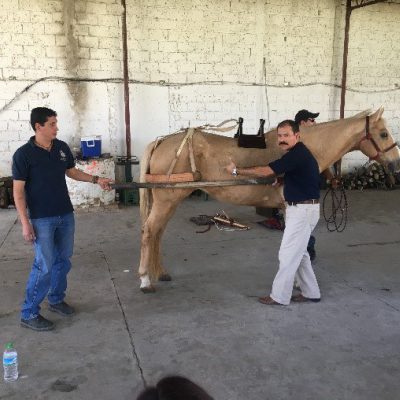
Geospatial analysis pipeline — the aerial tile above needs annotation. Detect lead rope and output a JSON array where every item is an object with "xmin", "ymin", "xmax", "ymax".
[{"xmin": 322, "ymin": 184, "xmax": 348, "ymax": 232}]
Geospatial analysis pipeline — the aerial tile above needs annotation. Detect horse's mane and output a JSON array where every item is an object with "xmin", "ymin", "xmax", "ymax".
[
  {"xmin": 156, "ymin": 110, "xmax": 375, "ymax": 146},
  {"xmin": 351, "ymin": 109, "xmax": 372, "ymax": 119},
  {"xmin": 300, "ymin": 109, "xmax": 372, "ymax": 132}
]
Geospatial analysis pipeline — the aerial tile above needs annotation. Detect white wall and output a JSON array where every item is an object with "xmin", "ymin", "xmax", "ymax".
[{"xmin": 1, "ymin": 0, "xmax": 400, "ymax": 177}]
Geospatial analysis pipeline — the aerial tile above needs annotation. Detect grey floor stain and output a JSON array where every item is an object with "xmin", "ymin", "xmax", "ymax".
[
  {"xmin": 51, "ymin": 375, "xmax": 87, "ymax": 392},
  {"xmin": 51, "ymin": 379, "xmax": 77, "ymax": 392}
]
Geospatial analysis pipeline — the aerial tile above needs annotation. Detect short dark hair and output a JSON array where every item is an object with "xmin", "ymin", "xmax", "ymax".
[
  {"xmin": 277, "ymin": 119, "xmax": 299, "ymax": 134},
  {"xmin": 30, "ymin": 107, "xmax": 57, "ymax": 131},
  {"xmin": 136, "ymin": 376, "xmax": 214, "ymax": 400}
]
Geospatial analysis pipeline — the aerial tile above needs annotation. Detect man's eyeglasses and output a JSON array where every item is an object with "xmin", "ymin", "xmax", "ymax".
[{"xmin": 308, "ymin": 118, "xmax": 315, "ymax": 123}]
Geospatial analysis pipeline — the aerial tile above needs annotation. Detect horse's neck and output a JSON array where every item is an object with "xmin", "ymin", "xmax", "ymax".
[{"xmin": 303, "ymin": 118, "xmax": 366, "ymax": 171}]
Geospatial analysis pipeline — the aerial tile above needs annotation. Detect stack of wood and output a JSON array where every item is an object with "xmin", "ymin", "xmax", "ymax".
[
  {"xmin": 341, "ymin": 162, "xmax": 398, "ymax": 191},
  {"xmin": 0, "ymin": 177, "xmax": 14, "ymax": 208}
]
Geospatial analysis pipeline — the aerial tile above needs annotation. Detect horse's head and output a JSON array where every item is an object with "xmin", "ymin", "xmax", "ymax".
[{"xmin": 358, "ymin": 107, "xmax": 400, "ymax": 173}]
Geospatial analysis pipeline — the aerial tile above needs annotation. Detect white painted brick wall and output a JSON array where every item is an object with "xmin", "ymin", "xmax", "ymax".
[
  {"xmin": 1, "ymin": 0, "xmax": 399, "ymax": 190},
  {"xmin": 67, "ymin": 158, "xmax": 115, "ymax": 207}
]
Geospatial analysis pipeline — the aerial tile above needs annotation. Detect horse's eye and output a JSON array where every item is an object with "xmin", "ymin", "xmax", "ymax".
[{"xmin": 380, "ymin": 131, "xmax": 388, "ymax": 139}]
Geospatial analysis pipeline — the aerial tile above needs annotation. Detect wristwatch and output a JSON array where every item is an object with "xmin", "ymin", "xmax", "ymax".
[
  {"xmin": 92, "ymin": 175, "xmax": 99, "ymax": 184},
  {"xmin": 232, "ymin": 167, "xmax": 238, "ymax": 176}
]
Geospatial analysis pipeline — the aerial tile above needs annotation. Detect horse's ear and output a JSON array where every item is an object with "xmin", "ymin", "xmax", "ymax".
[{"xmin": 372, "ymin": 106, "xmax": 384, "ymax": 122}]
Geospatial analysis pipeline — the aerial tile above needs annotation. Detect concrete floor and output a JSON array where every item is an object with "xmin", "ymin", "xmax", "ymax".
[{"xmin": 0, "ymin": 190, "xmax": 399, "ymax": 400}]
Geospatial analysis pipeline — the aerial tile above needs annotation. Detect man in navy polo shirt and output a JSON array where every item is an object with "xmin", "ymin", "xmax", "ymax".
[
  {"xmin": 226, "ymin": 119, "xmax": 321, "ymax": 305},
  {"xmin": 12, "ymin": 107, "xmax": 112, "ymax": 331}
]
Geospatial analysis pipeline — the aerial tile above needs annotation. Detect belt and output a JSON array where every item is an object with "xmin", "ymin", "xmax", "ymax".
[{"xmin": 286, "ymin": 199, "xmax": 319, "ymax": 206}]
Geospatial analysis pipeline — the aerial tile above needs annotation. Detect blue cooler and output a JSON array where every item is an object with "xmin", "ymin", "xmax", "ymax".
[{"xmin": 81, "ymin": 136, "xmax": 101, "ymax": 157}]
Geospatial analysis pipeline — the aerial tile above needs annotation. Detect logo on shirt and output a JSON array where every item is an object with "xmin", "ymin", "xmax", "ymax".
[{"xmin": 59, "ymin": 150, "xmax": 67, "ymax": 162}]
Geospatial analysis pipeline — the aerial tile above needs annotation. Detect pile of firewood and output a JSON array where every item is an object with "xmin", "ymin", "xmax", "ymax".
[
  {"xmin": 341, "ymin": 162, "xmax": 398, "ymax": 191},
  {"xmin": 0, "ymin": 177, "xmax": 14, "ymax": 208}
]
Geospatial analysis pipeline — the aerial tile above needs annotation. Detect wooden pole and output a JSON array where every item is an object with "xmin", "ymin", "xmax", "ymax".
[
  {"xmin": 111, "ymin": 177, "xmax": 276, "ymax": 190},
  {"xmin": 340, "ymin": 0, "xmax": 352, "ymax": 120},
  {"xmin": 121, "ymin": 0, "xmax": 131, "ymax": 160}
]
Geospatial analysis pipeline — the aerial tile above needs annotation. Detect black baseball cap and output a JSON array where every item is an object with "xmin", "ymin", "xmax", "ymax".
[{"xmin": 294, "ymin": 109, "xmax": 320, "ymax": 124}]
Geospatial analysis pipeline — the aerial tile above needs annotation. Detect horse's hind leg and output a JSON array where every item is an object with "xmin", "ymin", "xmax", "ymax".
[
  {"xmin": 139, "ymin": 190, "xmax": 190, "ymax": 292},
  {"xmin": 158, "ymin": 269, "xmax": 172, "ymax": 281}
]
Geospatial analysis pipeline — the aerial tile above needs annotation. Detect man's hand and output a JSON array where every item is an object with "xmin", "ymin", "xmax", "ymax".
[
  {"xmin": 22, "ymin": 221, "xmax": 36, "ymax": 243},
  {"xmin": 272, "ymin": 177, "xmax": 283, "ymax": 187},
  {"xmin": 225, "ymin": 160, "xmax": 236, "ymax": 175},
  {"xmin": 97, "ymin": 178, "xmax": 113, "ymax": 190}
]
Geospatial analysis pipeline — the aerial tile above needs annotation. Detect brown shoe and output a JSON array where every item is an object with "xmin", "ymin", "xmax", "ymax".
[
  {"xmin": 258, "ymin": 296, "xmax": 283, "ymax": 305},
  {"xmin": 291, "ymin": 294, "xmax": 320, "ymax": 303}
]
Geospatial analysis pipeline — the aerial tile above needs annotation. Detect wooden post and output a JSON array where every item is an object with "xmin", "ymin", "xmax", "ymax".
[{"xmin": 121, "ymin": 0, "xmax": 132, "ymax": 161}]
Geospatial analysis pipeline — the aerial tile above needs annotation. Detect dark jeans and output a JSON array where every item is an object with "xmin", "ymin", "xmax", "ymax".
[{"xmin": 21, "ymin": 213, "xmax": 75, "ymax": 320}]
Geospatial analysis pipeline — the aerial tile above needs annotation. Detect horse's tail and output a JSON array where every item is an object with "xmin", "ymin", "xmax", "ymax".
[{"xmin": 139, "ymin": 141, "xmax": 155, "ymax": 225}]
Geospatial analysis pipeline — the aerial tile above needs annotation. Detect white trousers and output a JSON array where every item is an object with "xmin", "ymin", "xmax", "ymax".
[{"xmin": 270, "ymin": 204, "xmax": 320, "ymax": 305}]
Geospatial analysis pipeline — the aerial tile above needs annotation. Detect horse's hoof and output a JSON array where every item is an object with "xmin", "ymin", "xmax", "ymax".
[
  {"xmin": 159, "ymin": 273, "xmax": 172, "ymax": 282},
  {"xmin": 141, "ymin": 286, "xmax": 156, "ymax": 294}
]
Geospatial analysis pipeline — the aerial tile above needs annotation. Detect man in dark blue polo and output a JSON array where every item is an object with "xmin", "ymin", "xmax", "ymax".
[
  {"xmin": 226, "ymin": 119, "xmax": 321, "ymax": 305},
  {"xmin": 262, "ymin": 110, "xmax": 320, "ymax": 260},
  {"xmin": 12, "ymin": 107, "xmax": 112, "ymax": 331}
]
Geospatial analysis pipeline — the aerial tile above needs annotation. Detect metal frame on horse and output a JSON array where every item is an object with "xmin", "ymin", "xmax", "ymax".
[{"xmin": 138, "ymin": 107, "xmax": 400, "ymax": 293}]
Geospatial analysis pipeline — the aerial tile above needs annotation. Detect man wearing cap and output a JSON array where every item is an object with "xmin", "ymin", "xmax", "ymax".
[
  {"xmin": 295, "ymin": 109, "xmax": 340, "ymax": 260},
  {"xmin": 294, "ymin": 110, "xmax": 320, "ymax": 260},
  {"xmin": 294, "ymin": 109, "xmax": 319, "ymax": 127},
  {"xmin": 226, "ymin": 119, "xmax": 321, "ymax": 305},
  {"xmin": 262, "ymin": 109, "xmax": 334, "ymax": 260}
]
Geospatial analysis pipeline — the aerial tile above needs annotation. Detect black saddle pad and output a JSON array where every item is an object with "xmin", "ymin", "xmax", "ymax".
[{"xmin": 234, "ymin": 117, "xmax": 266, "ymax": 149}]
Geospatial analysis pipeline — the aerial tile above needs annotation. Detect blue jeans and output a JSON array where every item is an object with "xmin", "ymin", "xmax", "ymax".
[{"xmin": 21, "ymin": 212, "xmax": 75, "ymax": 320}]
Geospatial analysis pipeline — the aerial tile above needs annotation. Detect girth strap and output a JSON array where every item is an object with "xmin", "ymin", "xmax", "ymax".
[{"xmin": 167, "ymin": 128, "xmax": 196, "ymax": 177}]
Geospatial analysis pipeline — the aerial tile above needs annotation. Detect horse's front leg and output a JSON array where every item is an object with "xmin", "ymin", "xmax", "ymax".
[
  {"xmin": 138, "ymin": 196, "xmax": 185, "ymax": 292},
  {"xmin": 138, "ymin": 213, "xmax": 162, "ymax": 293}
]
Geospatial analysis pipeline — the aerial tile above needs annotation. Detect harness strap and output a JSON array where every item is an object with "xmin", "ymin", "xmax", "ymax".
[
  {"xmin": 166, "ymin": 121, "xmax": 239, "ymax": 177},
  {"xmin": 188, "ymin": 131, "xmax": 197, "ymax": 174},
  {"xmin": 155, "ymin": 120, "xmax": 238, "ymax": 179},
  {"xmin": 361, "ymin": 115, "xmax": 380, "ymax": 158},
  {"xmin": 198, "ymin": 119, "xmax": 238, "ymax": 133},
  {"xmin": 167, "ymin": 128, "xmax": 195, "ymax": 177},
  {"xmin": 359, "ymin": 115, "xmax": 399, "ymax": 160}
]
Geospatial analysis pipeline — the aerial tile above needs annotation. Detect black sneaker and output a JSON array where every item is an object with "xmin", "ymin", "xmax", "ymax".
[
  {"xmin": 21, "ymin": 315, "xmax": 55, "ymax": 331},
  {"xmin": 49, "ymin": 301, "xmax": 75, "ymax": 316}
]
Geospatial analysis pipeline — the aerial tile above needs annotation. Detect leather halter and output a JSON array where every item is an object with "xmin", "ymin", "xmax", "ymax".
[{"xmin": 359, "ymin": 115, "xmax": 399, "ymax": 161}]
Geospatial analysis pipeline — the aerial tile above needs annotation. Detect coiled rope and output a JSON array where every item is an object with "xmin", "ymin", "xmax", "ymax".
[{"xmin": 322, "ymin": 185, "xmax": 348, "ymax": 232}]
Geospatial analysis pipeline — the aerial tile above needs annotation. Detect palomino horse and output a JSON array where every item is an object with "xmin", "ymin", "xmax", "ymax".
[{"xmin": 138, "ymin": 107, "xmax": 399, "ymax": 292}]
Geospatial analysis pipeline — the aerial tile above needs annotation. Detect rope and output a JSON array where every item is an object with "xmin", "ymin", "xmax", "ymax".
[
  {"xmin": 322, "ymin": 185, "xmax": 348, "ymax": 232},
  {"xmin": 2, "ymin": 76, "xmax": 399, "ymax": 114}
]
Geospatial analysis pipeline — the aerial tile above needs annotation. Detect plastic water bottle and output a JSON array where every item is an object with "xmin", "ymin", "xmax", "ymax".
[{"xmin": 3, "ymin": 343, "xmax": 18, "ymax": 382}]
